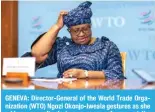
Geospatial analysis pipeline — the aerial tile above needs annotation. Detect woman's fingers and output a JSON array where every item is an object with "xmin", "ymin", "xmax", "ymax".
[
  {"xmin": 56, "ymin": 10, "xmax": 68, "ymax": 29},
  {"xmin": 63, "ymin": 69, "xmax": 73, "ymax": 74},
  {"xmin": 63, "ymin": 70, "xmax": 74, "ymax": 78},
  {"xmin": 63, "ymin": 72, "xmax": 72, "ymax": 77},
  {"xmin": 60, "ymin": 10, "xmax": 68, "ymax": 16},
  {"xmin": 63, "ymin": 73, "xmax": 69, "ymax": 78}
]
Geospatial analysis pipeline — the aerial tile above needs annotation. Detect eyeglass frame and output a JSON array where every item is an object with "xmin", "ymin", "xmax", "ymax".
[{"xmin": 67, "ymin": 25, "xmax": 91, "ymax": 36}]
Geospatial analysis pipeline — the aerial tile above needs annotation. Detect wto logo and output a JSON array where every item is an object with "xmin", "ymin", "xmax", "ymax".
[
  {"xmin": 140, "ymin": 10, "xmax": 155, "ymax": 25},
  {"xmin": 92, "ymin": 16, "xmax": 126, "ymax": 28},
  {"xmin": 31, "ymin": 16, "xmax": 42, "ymax": 30}
]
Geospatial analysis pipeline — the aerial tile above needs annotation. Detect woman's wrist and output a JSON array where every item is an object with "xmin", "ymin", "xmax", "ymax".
[
  {"xmin": 84, "ymin": 70, "xmax": 88, "ymax": 78},
  {"xmin": 79, "ymin": 70, "xmax": 88, "ymax": 78},
  {"xmin": 54, "ymin": 24, "xmax": 62, "ymax": 30}
]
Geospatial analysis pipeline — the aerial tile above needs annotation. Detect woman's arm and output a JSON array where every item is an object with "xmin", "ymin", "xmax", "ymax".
[
  {"xmin": 63, "ymin": 69, "xmax": 105, "ymax": 78},
  {"xmin": 31, "ymin": 11, "xmax": 68, "ymax": 63},
  {"xmin": 85, "ymin": 71, "xmax": 105, "ymax": 78},
  {"xmin": 31, "ymin": 25, "xmax": 60, "ymax": 57}
]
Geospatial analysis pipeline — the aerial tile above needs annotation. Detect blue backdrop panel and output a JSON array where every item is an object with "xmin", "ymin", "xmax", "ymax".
[{"xmin": 18, "ymin": 1, "xmax": 155, "ymax": 82}]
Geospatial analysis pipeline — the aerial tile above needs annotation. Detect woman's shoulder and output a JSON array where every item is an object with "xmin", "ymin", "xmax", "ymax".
[
  {"xmin": 99, "ymin": 36, "xmax": 117, "ymax": 47},
  {"xmin": 98, "ymin": 36, "xmax": 120, "ymax": 52},
  {"xmin": 99, "ymin": 36, "xmax": 111, "ymax": 44},
  {"xmin": 55, "ymin": 36, "xmax": 72, "ymax": 50}
]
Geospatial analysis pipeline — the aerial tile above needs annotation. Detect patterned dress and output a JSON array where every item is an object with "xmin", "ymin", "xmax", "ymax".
[{"xmin": 22, "ymin": 34, "xmax": 124, "ymax": 79}]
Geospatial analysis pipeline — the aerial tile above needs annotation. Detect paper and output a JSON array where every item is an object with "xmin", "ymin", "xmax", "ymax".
[
  {"xmin": 31, "ymin": 78, "xmax": 77, "ymax": 89},
  {"xmin": 32, "ymin": 81, "xmax": 59, "ymax": 89},
  {"xmin": 3, "ymin": 57, "xmax": 35, "ymax": 77},
  {"xmin": 31, "ymin": 78, "xmax": 77, "ymax": 83}
]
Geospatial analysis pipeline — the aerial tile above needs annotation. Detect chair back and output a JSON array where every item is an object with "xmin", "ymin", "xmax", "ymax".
[
  {"xmin": 120, "ymin": 52, "xmax": 127, "ymax": 89},
  {"xmin": 120, "ymin": 52, "xmax": 127, "ymax": 75}
]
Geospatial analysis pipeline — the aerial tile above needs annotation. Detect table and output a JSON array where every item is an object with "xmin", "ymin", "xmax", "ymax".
[
  {"xmin": 2, "ymin": 76, "xmax": 155, "ymax": 90},
  {"xmin": 1, "ymin": 77, "xmax": 125, "ymax": 90}
]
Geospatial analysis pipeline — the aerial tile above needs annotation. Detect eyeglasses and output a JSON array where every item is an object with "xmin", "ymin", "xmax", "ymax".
[{"xmin": 68, "ymin": 26, "xmax": 91, "ymax": 36}]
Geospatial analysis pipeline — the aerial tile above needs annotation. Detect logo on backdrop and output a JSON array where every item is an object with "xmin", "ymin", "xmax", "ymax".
[
  {"xmin": 128, "ymin": 49, "xmax": 155, "ymax": 61},
  {"xmin": 138, "ymin": 10, "xmax": 155, "ymax": 31},
  {"xmin": 30, "ymin": 16, "xmax": 44, "ymax": 34},
  {"xmin": 140, "ymin": 10, "xmax": 154, "ymax": 25},
  {"xmin": 92, "ymin": 16, "xmax": 126, "ymax": 28},
  {"xmin": 32, "ymin": 16, "xmax": 42, "ymax": 30}
]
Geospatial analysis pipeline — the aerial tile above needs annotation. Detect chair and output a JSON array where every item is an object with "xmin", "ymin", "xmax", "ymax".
[
  {"xmin": 120, "ymin": 52, "xmax": 127, "ymax": 89},
  {"xmin": 120, "ymin": 52, "xmax": 127, "ymax": 75}
]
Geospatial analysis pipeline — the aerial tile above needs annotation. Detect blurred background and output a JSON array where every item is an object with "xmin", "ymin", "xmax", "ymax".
[{"xmin": 1, "ymin": 1, "xmax": 155, "ymax": 88}]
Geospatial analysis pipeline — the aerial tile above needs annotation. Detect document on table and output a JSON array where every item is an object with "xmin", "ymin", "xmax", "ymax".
[
  {"xmin": 31, "ymin": 78, "xmax": 77, "ymax": 82},
  {"xmin": 31, "ymin": 78, "xmax": 77, "ymax": 89}
]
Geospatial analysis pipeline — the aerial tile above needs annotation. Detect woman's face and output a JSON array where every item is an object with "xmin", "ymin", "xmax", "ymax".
[{"xmin": 69, "ymin": 24, "xmax": 92, "ymax": 45}]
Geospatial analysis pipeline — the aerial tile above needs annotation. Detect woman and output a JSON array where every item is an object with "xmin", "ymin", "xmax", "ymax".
[{"xmin": 23, "ymin": 1, "xmax": 124, "ymax": 79}]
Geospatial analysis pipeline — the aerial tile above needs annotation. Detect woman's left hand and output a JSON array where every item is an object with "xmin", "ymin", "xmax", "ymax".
[{"xmin": 63, "ymin": 69, "xmax": 85, "ymax": 78}]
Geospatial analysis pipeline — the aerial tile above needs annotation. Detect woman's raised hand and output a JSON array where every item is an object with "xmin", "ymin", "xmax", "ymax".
[{"xmin": 56, "ymin": 11, "xmax": 68, "ymax": 29}]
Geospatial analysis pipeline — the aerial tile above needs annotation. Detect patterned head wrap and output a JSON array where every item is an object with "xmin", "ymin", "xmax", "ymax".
[{"xmin": 63, "ymin": 1, "xmax": 92, "ymax": 28}]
